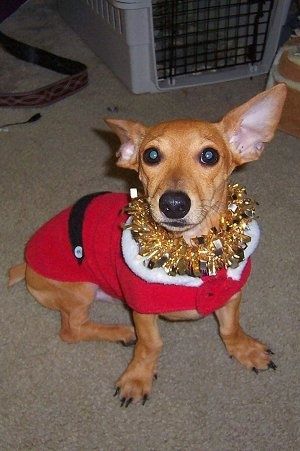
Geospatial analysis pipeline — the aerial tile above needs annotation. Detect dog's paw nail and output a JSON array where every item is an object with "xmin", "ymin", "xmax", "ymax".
[
  {"xmin": 268, "ymin": 361, "xmax": 277, "ymax": 371},
  {"xmin": 153, "ymin": 373, "xmax": 158, "ymax": 380},
  {"xmin": 266, "ymin": 349, "xmax": 275, "ymax": 355},
  {"xmin": 124, "ymin": 398, "xmax": 133, "ymax": 408},
  {"xmin": 114, "ymin": 387, "xmax": 120, "ymax": 397},
  {"xmin": 252, "ymin": 367, "xmax": 259, "ymax": 374},
  {"xmin": 120, "ymin": 397, "xmax": 133, "ymax": 408},
  {"xmin": 142, "ymin": 394, "xmax": 148, "ymax": 405},
  {"xmin": 120, "ymin": 397, "xmax": 127, "ymax": 407},
  {"xmin": 119, "ymin": 339, "xmax": 137, "ymax": 347}
]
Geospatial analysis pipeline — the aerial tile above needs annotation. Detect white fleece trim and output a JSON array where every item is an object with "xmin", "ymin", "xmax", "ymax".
[
  {"xmin": 122, "ymin": 219, "xmax": 260, "ymax": 287},
  {"xmin": 227, "ymin": 220, "xmax": 260, "ymax": 280}
]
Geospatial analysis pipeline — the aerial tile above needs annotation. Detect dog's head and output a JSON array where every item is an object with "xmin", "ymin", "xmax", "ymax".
[{"xmin": 105, "ymin": 84, "xmax": 286, "ymax": 240}]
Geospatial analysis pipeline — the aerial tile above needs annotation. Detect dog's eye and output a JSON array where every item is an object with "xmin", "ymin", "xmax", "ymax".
[
  {"xmin": 199, "ymin": 148, "xmax": 219, "ymax": 166},
  {"xmin": 143, "ymin": 147, "xmax": 161, "ymax": 165}
]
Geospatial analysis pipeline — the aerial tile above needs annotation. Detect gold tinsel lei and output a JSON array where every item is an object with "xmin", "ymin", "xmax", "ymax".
[{"xmin": 123, "ymin": 184, "xmax": 257, "ymax": 278}]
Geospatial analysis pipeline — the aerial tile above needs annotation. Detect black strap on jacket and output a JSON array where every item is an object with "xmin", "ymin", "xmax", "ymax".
[{"xmin": 68, "ymin": 192, "xmax": 110, "ymax": 264}]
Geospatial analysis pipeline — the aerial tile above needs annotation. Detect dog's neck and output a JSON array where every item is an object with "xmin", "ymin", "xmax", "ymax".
[{"xmin": 123, "ymin": 183, "xmax": 259, "ymax": 279}]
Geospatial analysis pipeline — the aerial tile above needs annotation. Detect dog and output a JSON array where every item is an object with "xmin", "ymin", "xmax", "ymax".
[{"xmin": 8, "ymin": 84, "xmax": 287, "ymax": 406}]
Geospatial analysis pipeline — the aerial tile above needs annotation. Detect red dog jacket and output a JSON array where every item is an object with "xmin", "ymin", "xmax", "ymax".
[{"xmin": 26, "ymin": 193, "xmax": 258, "ymax": 316}]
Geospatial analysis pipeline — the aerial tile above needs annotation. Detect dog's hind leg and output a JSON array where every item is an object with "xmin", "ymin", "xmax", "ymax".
[
  {"xmin": 25, "ymin": 266, "xmax": 135, "ymax": 345},
  {"xmin": 214, "ymin": 292, "xmax": 276, "ymax": 372},
  {"xmin": 59, "ymin": 305, "xmax": 136, "ymax": 344}
]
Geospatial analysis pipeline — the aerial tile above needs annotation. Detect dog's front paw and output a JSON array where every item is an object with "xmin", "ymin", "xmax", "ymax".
[
  {"xmin": 222, "ymin": 330, "xmax": 276, "ymax": 373},
  {"xmin": 114, "ymin": 369, "xmax": 157, "ymax": 407},
  {"xmin": 251, "ymin": 349, "xmax": 276, "ymax": 373}
]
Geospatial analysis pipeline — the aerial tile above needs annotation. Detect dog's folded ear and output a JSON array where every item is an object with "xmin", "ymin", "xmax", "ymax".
[
  {"xmin": 104, "ymin": 118, "xmax": 147, "ymax": 170},
  {"xmin": 220, "ymin": 83, "xmax": 287, "ymax": 165}
]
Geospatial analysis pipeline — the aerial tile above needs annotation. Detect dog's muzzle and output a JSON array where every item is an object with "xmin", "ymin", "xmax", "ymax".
[{"xmin": 159, "ymin": 191, "xmax": 191, "ymax": 220}]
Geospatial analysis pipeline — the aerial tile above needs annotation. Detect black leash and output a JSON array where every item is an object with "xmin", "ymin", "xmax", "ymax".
[{"xmin": 0, "ymin": 31, "xmax": 88, "ymax": 107}]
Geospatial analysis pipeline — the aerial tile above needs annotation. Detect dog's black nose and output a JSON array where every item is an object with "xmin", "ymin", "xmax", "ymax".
[{"xmin": 159, "ymin": 191, "xmax": 191, "ymax": 219}]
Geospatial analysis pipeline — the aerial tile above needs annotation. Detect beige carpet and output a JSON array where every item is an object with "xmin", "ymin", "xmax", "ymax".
[{"xmin": 1, "ymin": 1, "xmax": 299, "ymax": 450}]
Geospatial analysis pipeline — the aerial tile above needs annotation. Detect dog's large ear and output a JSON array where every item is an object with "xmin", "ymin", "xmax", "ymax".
[
  {"xmin": 220, "ymin": 84, "xmax": 287, "ymax": 165},
  {"xmin": 104, "ymin": 118, "xmax": 147, "ymax": 170}
]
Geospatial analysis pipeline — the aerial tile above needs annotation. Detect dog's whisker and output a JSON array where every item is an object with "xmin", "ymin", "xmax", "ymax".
[{"xmin": 193, "ymin": 201, "xmax": 222, "ymax": 226}]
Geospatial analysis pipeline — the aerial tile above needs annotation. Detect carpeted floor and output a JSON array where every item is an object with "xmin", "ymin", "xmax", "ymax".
[{"xmin": 0, "ymin": 1, "xmax": 299, "ymax": 450}]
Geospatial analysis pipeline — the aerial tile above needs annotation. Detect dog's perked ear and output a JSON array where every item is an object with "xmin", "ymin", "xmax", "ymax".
[
  {"xmin": 220, "ymin": 83, "xmax": 287, "ymax": 165},
  {"xmin": 104, "ymin": 118, "xmax": 147, "ymax": 170}
]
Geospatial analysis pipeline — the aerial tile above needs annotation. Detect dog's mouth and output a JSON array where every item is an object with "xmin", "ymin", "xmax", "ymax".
[{"xmin": 160, "ymin": 220, "xmax": 197, "ymax": 232}]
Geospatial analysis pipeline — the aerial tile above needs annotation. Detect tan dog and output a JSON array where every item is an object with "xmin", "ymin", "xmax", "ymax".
[{"xmin": 9, "ymin": 84, "xmax": 286, "ymax": 406}]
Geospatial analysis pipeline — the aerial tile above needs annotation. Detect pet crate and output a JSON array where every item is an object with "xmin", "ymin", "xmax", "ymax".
[{"xmin": 58, "ymin": 0, "xmax": 291, "ymax": 93}]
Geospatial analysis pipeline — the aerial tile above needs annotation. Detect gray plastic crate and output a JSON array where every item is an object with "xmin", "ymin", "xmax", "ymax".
[{"xmin": 58, "ymin": 0, "xmax": 290, "ymax": 93}]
